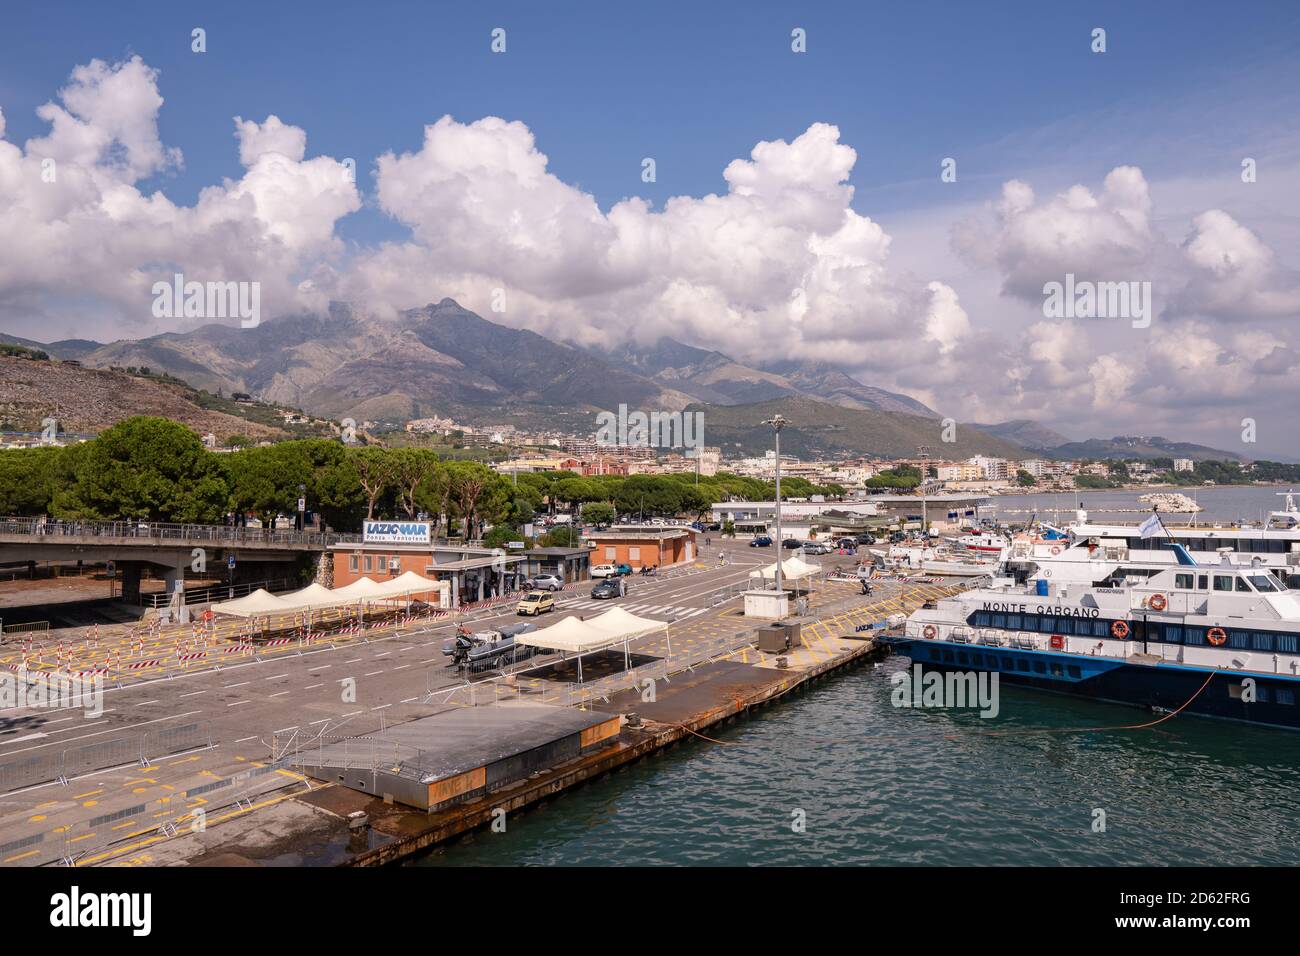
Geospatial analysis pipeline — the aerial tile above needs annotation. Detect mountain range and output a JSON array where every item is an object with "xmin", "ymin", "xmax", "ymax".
[{"xmin": 0, "ymin": 301, "xmax": 1252, "ymax": 462}]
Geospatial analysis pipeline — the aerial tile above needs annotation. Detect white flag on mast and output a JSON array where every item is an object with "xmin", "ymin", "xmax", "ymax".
[{"xmin": 1138, "ymin": 512, "xmax": 1163, "ymax": 539}]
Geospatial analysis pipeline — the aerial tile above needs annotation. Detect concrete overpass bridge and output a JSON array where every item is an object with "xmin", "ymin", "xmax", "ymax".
[{"xmin": 0, "ymin": 517, "xmax": 360, "ymax": 603}]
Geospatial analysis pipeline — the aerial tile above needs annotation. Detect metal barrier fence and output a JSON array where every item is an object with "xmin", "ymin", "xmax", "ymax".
[
  {"xmin": 139, "ymin": 577, "xmax": 296, "ymax": 609},
  {"xmin": 0, "ymin": 620, "xmax": 50, "ymax": 637},
  {"xmin": 0, "ymin": 721, "xmax": 212, "ymax": 794}
]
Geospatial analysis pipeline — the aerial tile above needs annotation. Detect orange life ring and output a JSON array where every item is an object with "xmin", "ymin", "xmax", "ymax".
[
  {"xmin": 1050, "ymin": 546, "xmax": 1062, "ymax": 556},
  {"xmin": 1207, "ymin": 627, "xmax": 1227, "ymax": 647},
  {"xmin": 922, "ymin": 624, "xmax": 938, "ymax": 639},
  {"xmin": 1111, "ymin": 620, "xmax": 1130, "ymax": 639},
  {"xmin": 1148, "ymin": 593, "xmax": 1167, "ymax": 611}
]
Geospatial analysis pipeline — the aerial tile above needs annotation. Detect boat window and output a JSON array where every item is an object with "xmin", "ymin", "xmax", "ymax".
[
  {"xmin": 1235, "ymin": 577, "xmax": 1252, "ymax": 593},
  {"xmin": 1164, "ymin": 625, "xmax": 1182, "ymax": 644},
  {"xmin": 1248, "ymin": 574, "xmax": 1280, "ymax": 593},
  {"xmin": 1197, "ymin": 575, "xmax": 1208, "ymax": 590},
  {"xmin": 991, "ymin": 614, "xmax": 1006, "ymax": 628},
  {"xmin": 1022, "ymin": 614, "xmax": 1038, "ymax": 632},
  {"xmin": 1032, "ymin": 661, "xmax": 1046, "ymax": 674},
  {"xmin": 1007, "ymin": 614, "xmax": 1021, "ymax": 630},
  {"xmin": 1185, "ymin": 627, "xmax": 1206, "ymax": 646},
  {"xmin": 1092, "ymin": 620, "xmax": 1109, "ymax": 638},
  {"xmin": 1068, "ymin": 665, "xmax": 1081, "ymax": 679},
  {"xmin": 1213, "ymin": 575, "xmax": 1234, "ymax": 592},
  {"xmin": 1279, "ymin": 688, "xmax": 1296, "ymax": 706},
  {"xmin": 1230, "ymin": 631, "xmax": 1250, "ymax": 649},
  {"xmin": 1252, "ymin": 633, "xmax": 1274, "ymax": 652},
  {"xmin": 1277, "ymin": 634, "xmax": 1298, "ymax": 654},
  {"xmin": 1174, "ymin": 573, "xmax": 1193, "ymax": 589}
]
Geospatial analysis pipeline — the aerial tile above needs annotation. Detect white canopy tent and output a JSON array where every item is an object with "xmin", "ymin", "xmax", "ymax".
[
  {"xmin": 748, "ymin": 556, "xmax": 821, "ymax": 586},
  {"xmin": 210, "ymin": 572, "xmax": 448, "ymax": 618},
  {"xmin": 517, "ymin": 606, "xmax": 671, "ymax": 682},
  {"xmin": 207, "ymin": 588, "xmax": 294, "ymax": 618}
]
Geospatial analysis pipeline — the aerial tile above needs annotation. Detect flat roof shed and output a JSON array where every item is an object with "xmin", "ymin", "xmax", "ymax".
[{"xmin": 296, "ymin": 703, "xmax": 621, "ymax": 811}]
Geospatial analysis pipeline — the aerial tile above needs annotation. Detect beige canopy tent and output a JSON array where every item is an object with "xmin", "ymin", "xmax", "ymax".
[
  {"xmin": 207, "ymin": 588, "xmax": 294, "ymax": 618},
  {"xmin": 517, "ymin": 606, "xmax": 671, "ymax": 682},
  {"xmin": 275, "ymin": 583, "xmax": 338, "ymax": 610},
  {"xmin": 748, "ymin": 555, "xmax": 821, "ymax": 586},
  {"xmin": 210, "ymin": 572, "xmax": 448, "ymax": 618}
]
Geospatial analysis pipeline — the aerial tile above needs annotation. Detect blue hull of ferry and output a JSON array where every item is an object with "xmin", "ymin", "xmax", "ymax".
[{"xmin": 884, "ymin": 637, "xmax": 1300, "ymax": 731}]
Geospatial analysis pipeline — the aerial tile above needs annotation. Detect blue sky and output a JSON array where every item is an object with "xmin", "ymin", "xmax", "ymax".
[
  {"xmin": 6, "ymin": 0, "xmax": 1297, "ymax": 239},
  {"xmin": 2, "ymin": 1, "xmax": 1299, "ymax": 456}
]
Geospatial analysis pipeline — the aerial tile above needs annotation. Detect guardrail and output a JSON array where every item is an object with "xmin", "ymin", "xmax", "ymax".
[
  {"xmin": 0, "ymin": 516, "xmax": 359, "ymax": 548},
  {"xmin": 138, "ymin": 577, "xmax": 297, "ymax": 609}
]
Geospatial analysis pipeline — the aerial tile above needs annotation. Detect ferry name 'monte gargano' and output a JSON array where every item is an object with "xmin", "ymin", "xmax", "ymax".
[{"xmin": 885, "ymin": 545, "xmax": 1300, "ymax": 731}]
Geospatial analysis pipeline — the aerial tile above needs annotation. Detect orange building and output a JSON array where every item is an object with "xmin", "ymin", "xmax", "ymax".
[{"xmin": 584, "ymin": 525, "xmax": 699, "ymax": 570}]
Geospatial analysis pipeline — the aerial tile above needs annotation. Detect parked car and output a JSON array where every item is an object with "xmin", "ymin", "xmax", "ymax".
[
  {"xmin": 614, "ymin": 563, "xmax": 633, "ymax": 576},
  {"xmin": 750, "ymin": 535, "xmax": 773, "ymax": 548},
  {"xmin": 781, "ymin": 538, "xmax": 804, "ymax": 550},
  {"xmin": 516, "ymin": 590, "xmax": 557, "ymax": 616},
  {"xmin": 591, "ymin": 564, "xmax": 618, "ymax": 578},
  {"xmin": 526, "ymin": 573, "xmax": 563, "ymax": 591},
  {"xmin": 590, "ymin": 579, "xmax": 622, "ymax": 600},
  {"xmin": 855, "ymin": 532, "xmax": 876, "ymax": 545},
  {"xmin": 802, "ymin": 541, "xmax": 833, "ymax": 555},
  {"xmin": 835, "ymin": 537, "xmax": 858, "ymax": 551}
]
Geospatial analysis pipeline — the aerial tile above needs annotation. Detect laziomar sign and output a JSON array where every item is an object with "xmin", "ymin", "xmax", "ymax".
[{"xmin": 363, "ymin": 521, "xmax": 432, "ymax": 545}]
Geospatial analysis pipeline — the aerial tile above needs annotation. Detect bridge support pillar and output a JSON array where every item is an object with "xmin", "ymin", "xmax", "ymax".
[
  {"xmin": 162, "ymin": 565, "xmax": 188, "ymax": 624},
  {"xmin": 120, "ymin": 562, "xmax": 142, "ymax": 603}
]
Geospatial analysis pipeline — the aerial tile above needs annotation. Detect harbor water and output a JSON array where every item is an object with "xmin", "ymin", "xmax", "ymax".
[
  {"xmin": 425, "ymin": 663, "xmax": 1300, "ymax": 866},
  {"xmin": 987, "ymin": 485, "xmax": 1296, "ymax": 525}
]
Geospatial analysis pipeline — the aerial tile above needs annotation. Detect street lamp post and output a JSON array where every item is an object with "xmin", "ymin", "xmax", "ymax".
[
  {"xmin": 762, "ymin": 415, "xmax": 787, "ymax": 594},
  {"xmin": 296, "ymin": 483, "xmax": 306, "ymax": 532}
]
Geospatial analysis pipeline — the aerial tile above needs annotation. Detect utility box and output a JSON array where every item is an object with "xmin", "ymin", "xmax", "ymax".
[
  {"xmin": 782, "ymin": 619, "xmax": 803, "ymax": 647},
  {"xmin": 757, "ymin": 622, "xmax": 792, "ymax": 653}
]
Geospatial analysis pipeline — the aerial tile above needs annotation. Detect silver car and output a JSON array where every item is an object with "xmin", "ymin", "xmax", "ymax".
[{"xmin": 526, "ymin": 573, "xmax": 564, "ymax": 591}]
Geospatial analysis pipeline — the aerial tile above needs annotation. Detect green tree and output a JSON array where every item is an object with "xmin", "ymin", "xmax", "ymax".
[
  {"xmin": 1015, "ymin": 469, "xmax": 1037, "ymax": 487},
  {"xmin": 0, "ymin": 446, "xmax": 67, "ymax": 515},
  {"xmin": 581, "ymin": 501, "xmax": 616, "ymax": 525},
  {"xmin": 56, "ymin": 417, "xmax": 229, "ymax": 522}
]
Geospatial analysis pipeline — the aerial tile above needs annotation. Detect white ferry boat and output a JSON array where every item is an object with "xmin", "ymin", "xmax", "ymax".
[
  {"xmin": 885, "ymin": 546, "xmax": 1300, "ymax": 730},
  {"xmin": 998, "ymin": 492, "xmax": 1300, "ymax": 589}
]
